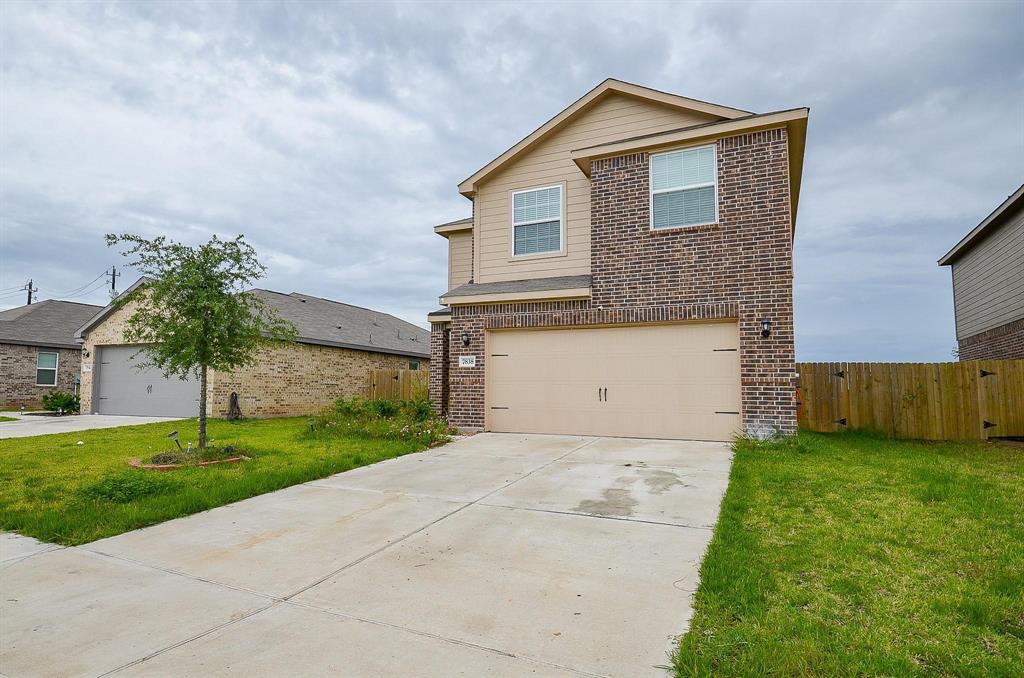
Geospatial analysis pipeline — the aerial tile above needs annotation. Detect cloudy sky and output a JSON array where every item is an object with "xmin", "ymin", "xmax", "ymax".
[{"xmin": 1, "ymin": 1, "xmax": 1021, "ymax": 360}]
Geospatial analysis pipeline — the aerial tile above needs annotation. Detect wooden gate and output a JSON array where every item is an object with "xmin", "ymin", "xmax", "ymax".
[
  {"xmin": 797, "ymin": 360, "xmax": 1024, "ymax": 440},
  {"xmin": 366, "ymin": 368, "xmax": 428, "ymax": 400}
]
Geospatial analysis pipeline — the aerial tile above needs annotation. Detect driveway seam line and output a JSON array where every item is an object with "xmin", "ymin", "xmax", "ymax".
[
  {"xmin": 475, "ymin": 501, "xmax": 716, "ymax": 531},
  {"xmin": 283, "ymin": 599, "xmax": 609, "ymax": 678},
  {"xmin": 98, "ymin": 601, "xmax": 278, "ymax": 677}
]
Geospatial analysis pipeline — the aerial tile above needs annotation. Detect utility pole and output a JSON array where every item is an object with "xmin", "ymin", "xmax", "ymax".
[
  {"xmin": 107, "ymin": 266, "xmax": 121, "ymax": 299},
  {"xmin": 22, "ymin": 279, "xmax": 37, "ymax": 305}
]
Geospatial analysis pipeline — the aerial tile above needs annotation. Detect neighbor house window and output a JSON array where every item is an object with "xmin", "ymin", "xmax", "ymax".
[
  {"xmin": 650, "ymin": 144, "xmax": 717, "ymax": 229},
  {"xmin": 36, "ymin": 351, "xmax": 58, "ymax": 386},
  {"xmin": 409, "ymin": 361, "xmax": 420, "ymax": 371},
  {"xmin": 512, "ymin": 185, "xmax": 562, "ymax": 256}
]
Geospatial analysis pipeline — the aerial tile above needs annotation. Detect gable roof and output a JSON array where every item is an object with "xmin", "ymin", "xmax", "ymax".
[
  {"xmin": 0, "ymin": 299, "xmax": 103, "ymax": 349},
  {"xmin": 457, "ymin": 78, "xmax": 752, "ymax": 197},
  {"xmin": 77, "ymin": 277, "xmax": 429, "ymax": 359},
  {"xmin": 938, "ymin": 183, "xmax": 1024, "ymax": 266}
]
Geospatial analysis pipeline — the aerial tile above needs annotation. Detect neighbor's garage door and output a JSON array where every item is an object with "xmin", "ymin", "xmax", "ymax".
[
  {"xmin": 485, "ymin": 322, "xmax": 741, "ymax": 441},
  {"xmin": 95, "ymin": 346, "xmax": 200, "ymax": 417}
]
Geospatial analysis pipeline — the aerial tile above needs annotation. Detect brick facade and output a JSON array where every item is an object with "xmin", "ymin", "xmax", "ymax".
[
  {"xmin": 436, "ymin": 128, "xmax": 796, "ymax": 437},
  {"xmin": 0, "ymin": 344, "xmax": 83, "ymax": 408},
  {"xmin": 958, "ymin": 317, "xmax": 1024, "ymax": 360},
  {"xmin": 81, "ymin": 301, "xmax": 428, "ymax": 418}
]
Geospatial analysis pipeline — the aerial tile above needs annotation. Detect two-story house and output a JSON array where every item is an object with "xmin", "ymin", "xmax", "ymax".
[
  {"xmin": 939, "ymin": 183, "xmax": 1023, "ymax": 360},
  {"xmin": 429, "ymin": 79, "xmax": 808, "ymax": 441}
]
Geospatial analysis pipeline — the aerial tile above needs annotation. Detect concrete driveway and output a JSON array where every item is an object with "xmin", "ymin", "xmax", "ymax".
[
  {"xmin": 0, "ymin": 413, "xmax": 183, "ymax": 439},
  {"xmin": 0, "ymin": 433, "xmax": 732, "ymax": 677}
]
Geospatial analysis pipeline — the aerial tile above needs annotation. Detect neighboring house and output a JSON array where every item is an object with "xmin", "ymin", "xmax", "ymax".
[
  {"xmin": 429, "ymin": 79, "xmax": 808, "ymax": 441},
  {"xmin": 938, "ymin": 184, "xmax": 1024, "ymax": 361},
  {"xmin": 0, "ymin": 300, "xmax": 103, "ymax": 408},
  {"xmin": 77, "ymin": 280, "xmax": 430, "ymax": 418}
]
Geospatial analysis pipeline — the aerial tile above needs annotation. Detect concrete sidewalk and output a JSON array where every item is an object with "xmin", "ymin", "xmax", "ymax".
[
  {"xmin": 0, "ymin": 412, "xmax": 182, "ymax": 439},
  {"xmin": 0, "ymin": 433, "xmax": 733, "ymax": 677}
]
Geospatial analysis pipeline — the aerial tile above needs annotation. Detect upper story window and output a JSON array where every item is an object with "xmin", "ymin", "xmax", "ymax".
[
  {"xmin": 650, "ymin": 144, "xmax": 717, "ymax": 229},
  {"xmin": 36, "ymin": 351, "xmax": 58, "ymax": 386},
  {"xmin": 512, "ymin": 185, "xmax": 563, "ymax": 256}
]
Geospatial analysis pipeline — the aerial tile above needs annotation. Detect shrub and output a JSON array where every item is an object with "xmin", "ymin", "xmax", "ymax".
[
  {"xmin": 42, "ymin": 390, "xmax": 80, "ymax": 413},
  {"xmin": 312, "ymin": 396, "xmax": 450, "ymax": 446}
]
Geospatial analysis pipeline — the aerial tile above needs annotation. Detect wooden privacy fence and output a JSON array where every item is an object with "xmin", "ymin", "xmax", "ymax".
[
  {"xmin": 798, "ymin": 360, "xmax": 1024, "ymax": 440},
  {"xmin": 366, "ymin": 368, "xmax": 428, "ymax": 401}
]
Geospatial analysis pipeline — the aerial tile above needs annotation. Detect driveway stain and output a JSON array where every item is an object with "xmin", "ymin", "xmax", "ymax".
[
  {"xmin": 642, "ymin": 469, "xmax": 685, "ymax": 494},
  {"xmin": 574, "ymin": 487, "xmax": 639, "ymax": 517}
]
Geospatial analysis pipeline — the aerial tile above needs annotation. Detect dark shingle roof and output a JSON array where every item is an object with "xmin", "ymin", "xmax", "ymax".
[
  {"xmin": 442, "ymin": 274, "xmax": 592, "ymax": 298},
  {"xmin": 0, "ymin": 300, "xmax": 104, "ymax": 349},
  {"xmin": 251, "ymin": 290, "xmax": 430, "ymax": 359}
]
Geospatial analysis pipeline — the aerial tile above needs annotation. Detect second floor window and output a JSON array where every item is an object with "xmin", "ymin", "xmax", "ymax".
[
  {"xmin": 650, "ymin": 145, "xmax": 717, "ymax": 229},
  {"xmin": 512, "ymin": 185, "xmax": 562, "ymax": 256}
]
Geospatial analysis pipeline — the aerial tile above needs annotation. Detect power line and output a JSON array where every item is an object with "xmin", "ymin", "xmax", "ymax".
[{"xmin": 53, "ymin": 270, "xmax": 109, "ymax": 298}]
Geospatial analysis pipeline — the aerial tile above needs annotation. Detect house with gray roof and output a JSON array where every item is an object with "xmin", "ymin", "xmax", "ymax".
[
  {"xmin": 0, "ymin": 299, "xmax": 103, "ymax": 408},
  {"xmin": 75, "ymin": 280, "xmax": 430, "ymax": 418}
]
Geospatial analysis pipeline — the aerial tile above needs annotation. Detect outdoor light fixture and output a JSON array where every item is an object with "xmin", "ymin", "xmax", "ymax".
[
  {"xmin": 761, "ymin": 319, "xmax": 772, "ymax": 338},
  {"xmin": 461, "ymin": 332, "xmax": 471, "ymax": 347},
  {"xmin": 167, "ymin": 430, "xmax": 183, "ymax": 451}
]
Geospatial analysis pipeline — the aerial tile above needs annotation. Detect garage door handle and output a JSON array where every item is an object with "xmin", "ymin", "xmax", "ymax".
[
  {"xmin": 598, "ymin": 387, "xmax": 602, "ymax": 402},
  {"xmin": 603, "ymin": 387, "xmax": 608, "ymax": 402}
]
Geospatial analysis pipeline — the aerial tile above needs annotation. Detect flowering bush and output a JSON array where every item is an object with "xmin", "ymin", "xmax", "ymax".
[{"xmin": 309, "ymin": 397, "xmax": 453, "ymax": 447}]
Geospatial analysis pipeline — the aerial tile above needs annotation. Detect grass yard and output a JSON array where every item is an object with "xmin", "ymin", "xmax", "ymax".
[
  {"xmin": 0, "ymin": 415, "xmax": 437, "ymax": 546},
  {"xmin": 674, "ymin": 431, "xmax": 1024, "ymax": 677},
  {"xmin": 0, "ymin": 416, "xmax": 17, "ymax": 422}
]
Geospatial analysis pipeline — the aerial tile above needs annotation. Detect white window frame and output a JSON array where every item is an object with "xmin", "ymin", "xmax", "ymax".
[
  {"xmin": 509, "ymin": 183, "xmax": 566, "ymax": 259},
  {"xmin": 36, "ymin": 351, "xmax": 59, "ymax": 387},
  {"xmin": 649, "ymin": 143, "xmax": 719, "ymax": 230}
]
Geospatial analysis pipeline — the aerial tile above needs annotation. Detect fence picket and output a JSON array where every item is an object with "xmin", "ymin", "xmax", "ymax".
[{"xmin": 796, "ymin": 360, "xmax": 1023, "ymax": 440}]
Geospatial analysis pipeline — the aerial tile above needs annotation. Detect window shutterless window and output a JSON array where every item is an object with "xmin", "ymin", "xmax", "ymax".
[
  {"xmin": 409, "ymin": 361, "xmax": 419, "ymax": 371},
  {"xmin": 36, "ymin": 351, "xmax": 58, "ymax": 386},
  {"xmin": 512, "ymin": 185, "xmax": 562, "ymax": 256},
  {"xmin": 650, "ymin": 144, "xmax": 717, "ymax": 229}
]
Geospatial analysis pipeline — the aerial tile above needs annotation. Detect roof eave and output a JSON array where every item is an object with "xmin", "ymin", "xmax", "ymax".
[
  {"xmin": 938, "ymin": 184, "xmax": 1024, "ymax": 265},
  {"xmin": 570, "ymin": 108, "xmax": 810, "ymax": 231},
  {"xmin": 457, "ymin": 78, "xmax": 752, "ymax": 197},
  {"xmin": 295, "ymin": 335, "xmax": 429, "ymax": 359}
]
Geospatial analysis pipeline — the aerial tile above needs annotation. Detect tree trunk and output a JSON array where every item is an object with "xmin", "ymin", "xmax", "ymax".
[{"xmin": 198, "ymin": 365, "xmax": 208, "ymax": 449}]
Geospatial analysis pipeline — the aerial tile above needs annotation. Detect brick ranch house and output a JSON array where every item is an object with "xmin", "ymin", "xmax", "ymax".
[
  {"xmin": 429, "ymin": 79, "xmax": 808, "ymax": 441},
  {"xmin": 77, "ymin": 279, "xmax": 429, "ymax": 418},
  {"xmin": 939, "ymin": 183, "xmax": 1023, "ymax": 360},
  {"xmin": 0, "ymin": 300, "xmax": 103, "ymax": 408}
]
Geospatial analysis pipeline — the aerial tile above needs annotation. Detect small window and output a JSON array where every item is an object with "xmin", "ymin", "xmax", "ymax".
[
  {"xmin": 650, "ymin": 145, "xmax": 717, "ymax": 229},
  {"xmin": 409, "ymin": 361, "xmax": 420, "ymax": 371},
  {"xmin": 36, "ymin": 351, "xmax": 58, "ymax": 386},
  {"xmin": 512, "ymin": 185, "xmax": 562, "ymax": 256}
]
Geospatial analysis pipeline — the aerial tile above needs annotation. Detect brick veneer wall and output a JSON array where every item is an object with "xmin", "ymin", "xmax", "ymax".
[
  {"xmin": 0, "ymin": 344, "xmax": 83, "ymax": 408},
  {"xmin": 444, "ymin": 128, "xmax": 796, "ymax": 437},
  {"xmin": 80, "ymin": 301, "xmax": 428, "ymax": 417},
  {"xmin": 429, "ymin": 322, "xmax": 450, "ymax": 415},
  {"xmin": 958, "ymin": 317, "xmax": 1024, "ymax": 360}
]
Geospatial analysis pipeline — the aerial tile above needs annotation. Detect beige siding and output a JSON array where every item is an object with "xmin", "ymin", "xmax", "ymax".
[
  {"xmin": 448, "ymin": 231, "xmax": 473, "ymax": 290},
  {"xmin": 474, "ymin": 93, "xmax": 718, "ymax": 284},
  {"xmin": 952, "ymin": 205, "xmax": 1024, "ymax": 339}
]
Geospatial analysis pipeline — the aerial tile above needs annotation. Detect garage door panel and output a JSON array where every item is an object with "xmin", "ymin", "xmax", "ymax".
[
  {"xmin": 96, "ymin": 346, "xmax": 200, "ymax": 417},
  {"xmin": 486, "ymin": 323, "xmax": 740, "ymax": 441}
]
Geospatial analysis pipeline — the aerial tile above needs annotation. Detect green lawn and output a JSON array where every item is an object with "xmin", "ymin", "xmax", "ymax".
[
  {"xmin": 674, "ymin": 431, "xmax": 1024, "ymax": 676},
  {"xmin": 0, "ymin": 416, "xmax": 431, "ymax": 545},
  {"xmin": 0, "ymin": 416, "xmax": 17, "ymax": 422}
]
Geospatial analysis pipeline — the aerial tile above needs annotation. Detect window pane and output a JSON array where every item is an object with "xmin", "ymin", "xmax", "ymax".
[
  {"xmin": 513, "ymin": 187, "xmax": 561, "ymax": 223},
  {"xmin": 36, "ymin": 369, "xmax": 56, "ymax": 386},
  {"xmin": 652, "ymin": 147, "xmax": 715, "ymax": 190},
  {"xmin": 652, "ymin": 186, "xmax": 716, "ymax": 228},
  {"xmin": 36, "ymin": 352, "xmax": 57, "ymax": 369},
  {"xmin": 409, "ymin": 361, "xmax": 419, "ymax": 371},
  {"xmin": 514, "ymin": 219, "xmax": 561, "ymax": 255}
]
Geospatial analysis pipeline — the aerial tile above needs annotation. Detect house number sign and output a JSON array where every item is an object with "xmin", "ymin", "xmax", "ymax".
[{"xmin": 458, "ymin": 355, "xmax": 476, "ymax": 368}]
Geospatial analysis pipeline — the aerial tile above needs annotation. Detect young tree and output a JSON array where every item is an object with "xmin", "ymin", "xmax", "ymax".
[{"xmin": 105, "ymin": 233, "xmax": 296, "ymax": 448}]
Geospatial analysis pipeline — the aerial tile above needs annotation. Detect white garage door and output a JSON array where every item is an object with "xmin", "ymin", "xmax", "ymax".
[
  {"xmin": 485, "ymin": 322, "xmax": 741, "ymax": 441},
  {"xmin": 95, "ymin": 346, "xmax": 200, "ymax": 417}
]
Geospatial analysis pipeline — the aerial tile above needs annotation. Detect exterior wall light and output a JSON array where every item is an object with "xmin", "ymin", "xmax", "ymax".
[
  {"xmin": 461, "ymin": 332, "xmax": 471, "ymax": 347},
  {"xmin": 761, "ymin": 319, "xmax": 772, "ymax": 338}
]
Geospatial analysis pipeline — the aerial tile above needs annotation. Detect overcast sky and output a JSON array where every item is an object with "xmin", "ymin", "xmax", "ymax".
[{"xmin": 1, "ymin": 1, "xmax": 1021, "ymax": 360}]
